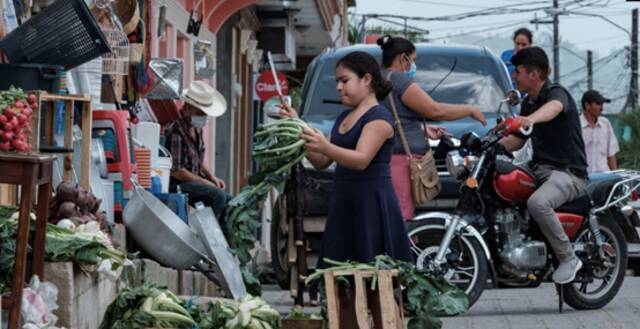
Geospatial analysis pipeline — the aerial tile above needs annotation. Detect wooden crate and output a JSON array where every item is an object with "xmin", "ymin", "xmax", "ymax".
[
  {"xmin": 324, "ymin": 269, "xmax": 403, "ymax": 329},
  {"xmin": 32, "ymin": 92, "xmax": 93, "ymax": 190}
]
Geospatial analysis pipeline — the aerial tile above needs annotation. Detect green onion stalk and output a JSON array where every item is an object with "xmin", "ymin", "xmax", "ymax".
[{"xmin": 225, "ymin": 118, "xmax": 309, "ymax": 295}]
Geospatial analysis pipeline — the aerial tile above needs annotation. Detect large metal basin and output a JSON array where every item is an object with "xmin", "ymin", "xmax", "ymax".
[{"xmin": 123, "ymin": 186, "xmax": 207, "ymax": 269}]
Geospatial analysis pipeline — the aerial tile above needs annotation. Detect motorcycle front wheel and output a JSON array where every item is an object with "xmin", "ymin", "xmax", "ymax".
[
  {"xmin": 407, "ymin": 217, "xmax": 488, "ymax": 307},
  {"xmin": 562, "ymin": 215, "xmax": 628, "ymax": 310}
]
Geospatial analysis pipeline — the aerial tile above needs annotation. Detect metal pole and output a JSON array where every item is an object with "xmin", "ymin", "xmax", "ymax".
[
  {"xmin": 404, "ymin": 17, "xmax": 408, "ymax": 39},
  {"xmin": 587, "ymin": 50, "xmax": 593, "ymax": 90},
  {"xmin": 631, "ymin": 8, "xmax": 638, "ymax": 111},
  {"xmin": 359, "ymin": 15, "xmax": 367, "ymax": 43},
  {"xmin": 553, "ymin": 0, "xmax": 560, "ymax": 82}
]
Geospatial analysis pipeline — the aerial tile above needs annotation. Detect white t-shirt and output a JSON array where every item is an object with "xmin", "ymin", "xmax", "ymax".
[{"xmin": 580, "ymin": 114, "xmax": 619, "ymax": 174}]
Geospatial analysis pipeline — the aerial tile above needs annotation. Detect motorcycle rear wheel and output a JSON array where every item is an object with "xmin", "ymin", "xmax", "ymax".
[
  {"xmin": 562, "ymin": 215, "xmax": 628, "ymax": 310},
  {"xmin": 407, "ymin": 218, "xmax": 488, "ymax": 307}
]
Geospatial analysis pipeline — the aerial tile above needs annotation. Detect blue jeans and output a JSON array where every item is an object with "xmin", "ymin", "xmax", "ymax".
[{"xmin": 169, "ymin": 179, "xmax": 233, "ymax": 228}]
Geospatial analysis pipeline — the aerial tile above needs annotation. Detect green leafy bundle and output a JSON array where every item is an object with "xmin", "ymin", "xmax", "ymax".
[
  {"xmin": 225, "ymin": 118, "xmax": 308, "ymax": 295},
  {"xmin": 306, "ymin": 255, "xmax": 469, "ymax": 329},
  {"xmin": 99, "ymin": 282, "xmax": 195, "ymax": 329},
  {"xmin": 194, "ymin": 295, "xmax": 281, "ymax": 329},
  {"xmin": 0, "ymin": 207, "xmax": 127, "ymax": 293}
]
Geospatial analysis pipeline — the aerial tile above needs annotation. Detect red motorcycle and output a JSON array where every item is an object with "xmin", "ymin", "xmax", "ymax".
[{"xmin": 407, "ymin": 92, "xmax": 640, "ymax": 310}]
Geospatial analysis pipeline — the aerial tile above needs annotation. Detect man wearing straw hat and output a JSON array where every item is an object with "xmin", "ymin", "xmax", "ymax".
[{"xmin": 165, "ymin": 81, "xmax": 230, "ymax": 225}]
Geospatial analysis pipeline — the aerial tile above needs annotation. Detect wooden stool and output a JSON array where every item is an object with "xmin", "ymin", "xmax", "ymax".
[
  {"xmin": 0, "ymin": 153, "xmax": 55, "ymax": 329},
  {"xmin": 324, "ymin": 269, "xmax": 403, "ymax": 329}
]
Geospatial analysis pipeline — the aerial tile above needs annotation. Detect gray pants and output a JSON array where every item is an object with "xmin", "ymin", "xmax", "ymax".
[{"xmin": 526, "ymin": 164, "xmax": 587, "ymax": 262}]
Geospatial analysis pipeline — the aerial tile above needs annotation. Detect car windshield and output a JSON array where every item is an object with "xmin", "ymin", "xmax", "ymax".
[{"xmin": 302, "ymin": 53, "xmax": 509, "ymax": 134}]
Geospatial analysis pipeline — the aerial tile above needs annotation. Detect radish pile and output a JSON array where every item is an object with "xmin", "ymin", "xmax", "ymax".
[{"xmin": 0, "ymin": 86, "xmax": 37, "ymax": 152}]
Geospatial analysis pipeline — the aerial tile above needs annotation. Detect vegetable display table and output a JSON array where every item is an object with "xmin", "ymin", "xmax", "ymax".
[{"xmin": 0, "ymin": 153, "xmax": 55, "ymax": 329}]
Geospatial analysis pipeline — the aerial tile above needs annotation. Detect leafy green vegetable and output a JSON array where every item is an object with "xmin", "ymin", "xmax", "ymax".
[
  {"xmin": 100, "ymin": 283, "xmax": 195, "ymax": 329},
  {"xmin": 225, "ymin": 118, "xmax": 308, "ymax": 295},
  {"xmin": 0, "ymin": 211, "xmax": 127, "ymax": 293}
]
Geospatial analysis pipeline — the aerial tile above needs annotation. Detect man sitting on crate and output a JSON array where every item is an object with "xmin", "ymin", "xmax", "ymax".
[{"xmin": 164, "ymin": 81, "xmax": 231, "ymax": 226}]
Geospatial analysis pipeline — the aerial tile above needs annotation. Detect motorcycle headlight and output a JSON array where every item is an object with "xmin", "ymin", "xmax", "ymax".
[{"xmin": 446, "ymin": 150, "xmax": 467, "ymax": 180}]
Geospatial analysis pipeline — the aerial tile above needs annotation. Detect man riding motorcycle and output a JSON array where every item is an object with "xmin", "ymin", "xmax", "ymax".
[{"xmin": 499, "ymin": 46, "xmax": 589, "ymax": 284}]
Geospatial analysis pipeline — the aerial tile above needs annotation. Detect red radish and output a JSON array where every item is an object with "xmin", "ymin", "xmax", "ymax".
[
  {"xmin": 22, "ymin": 108, "xmax": 33, "ymax": 116},
  {"xmin": 14, "ymin": 100, "xmax": 25, "ymax": 109},
  {"xmin": 0, "ymin": 141, "xmax": 9, "ymax": 152},
  {"xmin": 27, "ymin": 94, "xmax": 37, "ymax": 105},
  {"xmin": 11, "ymin": 139, "xmax": 25, "ymax": 151},
  {"xmin": 17, "ymin": 114, "xmax": 28, "ymax": 124},
  {"xmin": 3, "ymin": 122, "xmax": 13, "ymax": 132},
  {"xmin": 9, "ymin": 117, "xmax": 18, "ymax": 127},
  {"xmin": 0, "ymin": 115, "xmax": 7, "ymax": 124},
  {"xmin": 3, "ymin": 131, "xmax": 13, "ymax": 141},
  {"xmin": 3, "ymin": 108, "xmax": 14, "ymax": 119}
]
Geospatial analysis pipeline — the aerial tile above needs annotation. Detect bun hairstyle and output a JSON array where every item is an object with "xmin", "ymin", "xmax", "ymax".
[
  {"xmin": 376, "ymin": 34, "xmax": 416, "ymax": 68},
  {"xmin": 336, "ymin": 51, "xmax": 392, "ymax": 101}
]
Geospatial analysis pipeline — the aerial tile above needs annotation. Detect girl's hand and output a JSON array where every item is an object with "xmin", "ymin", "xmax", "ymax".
[
  {"xmin": 426, "ymin": 126, "xmax": 446, "ymax": 140},
  {"xmin": 278, "ymin": 96, "xmax": 299, "ymax": 118},
  {"xmin": 301, "ymin": 127, "xmax": 330, "ymax": 154},
  {"xmin": 470, "ymin": 106, "xmax": 487, "ymax": 126}
]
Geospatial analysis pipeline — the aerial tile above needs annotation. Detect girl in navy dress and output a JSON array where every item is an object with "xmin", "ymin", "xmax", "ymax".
[{"xmin": 279, "ymin": 51, "xmax": 413, "ymax": 269}]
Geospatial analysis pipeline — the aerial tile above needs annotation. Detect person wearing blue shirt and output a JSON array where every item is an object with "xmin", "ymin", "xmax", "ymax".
[{"xmin": 501, "ymin": 28, "xmax": 533, "ymax": 78}]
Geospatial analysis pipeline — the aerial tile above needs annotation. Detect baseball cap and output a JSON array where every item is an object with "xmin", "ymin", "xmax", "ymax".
[{"xmin": 581, "ymin": 90, "xmax": 611, "ymax": 105}]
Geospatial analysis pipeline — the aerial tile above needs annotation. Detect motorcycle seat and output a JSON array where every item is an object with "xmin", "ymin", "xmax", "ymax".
[{"xmin": 554, "ymin": 173, "xmax": 622, "ymax": 216}]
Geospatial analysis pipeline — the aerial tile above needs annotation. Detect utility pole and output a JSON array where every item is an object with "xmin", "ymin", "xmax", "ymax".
[
  {"xmin": 359, "ymin": 15, "xmax": 368, "ymax": 43},
  {"xmin": 631, "ymin": 8, "xmax": 638, "ymax": 111},
  {"xmin": 530, "ymin": 1, "xmax": 561, "ymax": 81},
  {"xmin": 553, "ymin": 0, "xmax": 560, "ymax": 83},
  {"xmin": 404, "ymin": 17, "xmax": 408, "ymax": 39},
  {"xmin": 587, "ymin": 50, "xmax": 593, "ymax": 90}
]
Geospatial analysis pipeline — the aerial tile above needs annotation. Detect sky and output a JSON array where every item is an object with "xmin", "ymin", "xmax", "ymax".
[
  {"xmin": 351, "ymin": 0, "xmax": 637, "ymax": 55},
  {"xmin": 350, "ymin": 0, "xmax": 639, "ymax": 113}
]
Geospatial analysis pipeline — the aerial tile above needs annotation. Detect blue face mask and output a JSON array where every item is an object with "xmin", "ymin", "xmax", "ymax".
[
  {"xmin": 405, "ymin": 55, "xmax": 417, "ymax": 79},
  {"xmin": 191, "ymin": 115, "xmax": 208, "ymax": 128}
]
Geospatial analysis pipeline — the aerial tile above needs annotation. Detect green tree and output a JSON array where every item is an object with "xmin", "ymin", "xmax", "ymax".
[{"xmin": 618, "ymin": 109, "xmax": 640, "ymax": 169}]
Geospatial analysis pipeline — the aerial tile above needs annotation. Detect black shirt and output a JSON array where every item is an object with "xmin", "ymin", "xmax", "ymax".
[{"xmin": 520, "ymin": 81, "xmax": 588, "ymax": 178}]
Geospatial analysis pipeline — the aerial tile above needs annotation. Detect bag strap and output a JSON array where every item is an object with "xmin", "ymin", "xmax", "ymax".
[{"xmin": 386, "ymin": 72, "xmax": 412, "ymax": 157}]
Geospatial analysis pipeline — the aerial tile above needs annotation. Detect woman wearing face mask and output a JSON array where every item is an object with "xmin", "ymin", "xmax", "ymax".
[
  {"xmin": 377, "ymin": 35, "xmax": 487, "ymax": 220},
  {"xmin": 164, "ymin": 81, "xmax": 232, "ymax": 225}
]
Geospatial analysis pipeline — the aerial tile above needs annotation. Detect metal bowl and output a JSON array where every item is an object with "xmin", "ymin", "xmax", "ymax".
[{"xmin": 123, "ymin": 186, "xmax": 207, "ymax": 269}]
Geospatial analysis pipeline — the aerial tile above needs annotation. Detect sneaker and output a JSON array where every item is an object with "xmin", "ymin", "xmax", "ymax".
[{"xmin": 552, "ymin": 258, "xmax": 583, "ymax": 284}]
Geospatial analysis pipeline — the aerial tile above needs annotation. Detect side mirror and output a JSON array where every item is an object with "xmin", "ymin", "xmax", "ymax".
[
  {"xmin": 264, "ymin": 95, "xmax": 291, "ymax": 119},
  {"xmin": 505, "ymin": 89, "xmax": 522, "ymax": 107}
]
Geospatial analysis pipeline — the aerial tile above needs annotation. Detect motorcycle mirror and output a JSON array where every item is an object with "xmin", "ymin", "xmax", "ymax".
[{"xmin": 504, "ymin": 89, "xmax": 522, "ymax": 107}]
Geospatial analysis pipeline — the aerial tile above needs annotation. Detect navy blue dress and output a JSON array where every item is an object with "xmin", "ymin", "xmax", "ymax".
[{"xmin": 316, "ymin": 105, "xmax": 414, "ymax": 269}]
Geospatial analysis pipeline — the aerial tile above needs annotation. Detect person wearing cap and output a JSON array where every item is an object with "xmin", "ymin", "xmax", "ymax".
[
  {"xmin": 580, "ymin": 90, "xmax": 619, "ymax": 174},
  {"xmin": 499, "ymin": 47, "xmax": 588, "ymax": 285},
  {"xmin": 164, "ymin": 80, "xmax": 231, "ymax": 225}
]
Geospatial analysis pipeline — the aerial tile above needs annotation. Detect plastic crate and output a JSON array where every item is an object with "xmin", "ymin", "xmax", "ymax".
[{"xmin": 0, "ymin": 0, "xmax": 111, "ymax": 70}]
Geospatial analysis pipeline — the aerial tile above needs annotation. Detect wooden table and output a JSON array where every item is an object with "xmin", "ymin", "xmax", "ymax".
[{"xmin": 0, "ymin": 153, "xmax": 55, "ymax": 329}]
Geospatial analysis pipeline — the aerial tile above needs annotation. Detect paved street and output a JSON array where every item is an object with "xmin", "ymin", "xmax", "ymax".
[
  {"xmin": 443, "ymin": 277, "xmax": 640, "ymax": 329},
  {"xmin": 264, "ymin": 276, "xmax": 640, "ymax": 329}
]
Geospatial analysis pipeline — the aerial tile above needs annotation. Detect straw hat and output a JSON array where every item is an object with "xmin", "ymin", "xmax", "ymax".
[
  {"xmin": 115, "ymin": 0, "xmax": 139, "ymax": 35},
  {"xmin": 183, "ymin": 81, "xmax": 227, "ymax": 117}
]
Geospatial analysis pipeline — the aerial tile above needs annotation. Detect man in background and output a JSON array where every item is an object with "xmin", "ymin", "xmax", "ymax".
[{"xmin": 580, "ymin": 89, "xmax": 619, "ymax": 174}]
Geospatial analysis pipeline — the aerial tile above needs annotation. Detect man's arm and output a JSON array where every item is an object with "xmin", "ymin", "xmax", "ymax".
[
  {"xmin": 607, "ymin": 156, "xmax": 617, "ymax": 171},
  {"xmin": 171, "ymin": 168, "xmax": 211, "ymax": 184},
  {"xmin": 201, "ymin": 166, "xmax": 226, "ymax": 189},
  {"xmin": 524, "ymin": 100, "xmax": 564, "ymax": 125}
]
